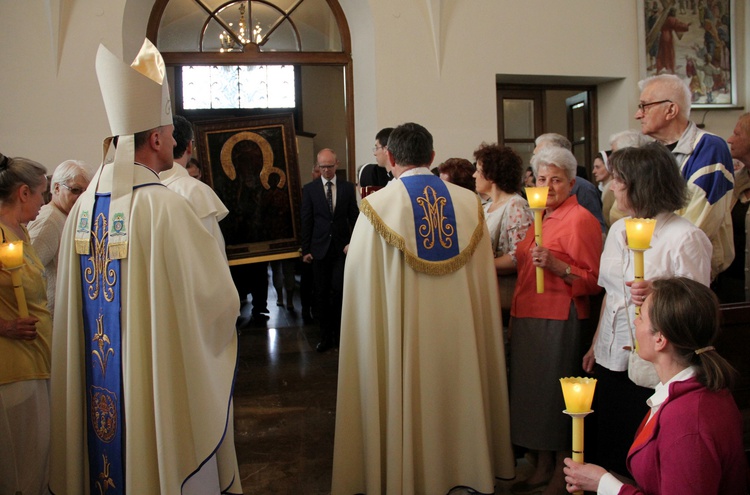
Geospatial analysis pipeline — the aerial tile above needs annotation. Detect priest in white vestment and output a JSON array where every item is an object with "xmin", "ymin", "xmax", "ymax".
[
  {"xmin": 331, "ymin": 123, "xmax": 515, "ymax": 494},
  {"xmin": 49, "ymin": 40, "xmax": 242, "ymax": 494},
  {"xmin": 160, "ymin": 115, "xmax": 228, "ymax": 258}
]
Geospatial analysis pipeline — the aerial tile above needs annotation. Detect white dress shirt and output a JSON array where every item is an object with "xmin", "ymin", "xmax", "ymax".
[{"xmin": 593, "ymin": 212, "xmax": 711, "ymax": 371}]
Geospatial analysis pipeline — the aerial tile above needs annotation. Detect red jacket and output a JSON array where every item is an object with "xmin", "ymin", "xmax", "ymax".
[{"xmin": 621, "ymin": 377, "xmax": 748, "ymax": 494}]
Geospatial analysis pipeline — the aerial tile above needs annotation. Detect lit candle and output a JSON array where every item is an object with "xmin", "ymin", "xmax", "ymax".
[
  {"xmin": 624, "ymin": 218, "xmax": 656, "ymax": 316},
  {"xmin": 560, "ymin": 377, "xmax": 597, "ymax": 495},
  {"xmin": 0, "ymin": 242, "xmax": 28, "ymax": 317},
  {"xmin": 560, "ymin": 377, "xmax": 597, "ymax": 413},
  {"xmin": 0, "ymin": 241, "xmax": 24, "ymax": 268},
  {"xmin": 525, "ymin": 186, "xmax": 549, "ymax": 209},
  {"xmin": 624, "ymin": 218, "xmax": 656, "ymax": 250},
  {"xmin": 524, "ymin": 186, "xmax": 549, "ymax": 293}
]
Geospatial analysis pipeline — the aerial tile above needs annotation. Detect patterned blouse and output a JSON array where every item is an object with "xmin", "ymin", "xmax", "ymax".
[{"xmin": 483, "ymin": 193, "xmax": 533, "ymax": 266}]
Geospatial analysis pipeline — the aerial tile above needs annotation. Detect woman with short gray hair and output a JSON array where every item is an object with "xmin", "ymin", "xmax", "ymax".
[
  {"xmin": 509, "ymin": 146, "xmax": 602, "ymax": 495},
  {"xmin": 27, "ymin": 159, "xmax": 91, "ymax": 314}
]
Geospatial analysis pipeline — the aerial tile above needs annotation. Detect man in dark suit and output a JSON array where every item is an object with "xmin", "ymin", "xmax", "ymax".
[{"xmin": 301, "ymin": 148, "xmax": 359, "ymax": 352}]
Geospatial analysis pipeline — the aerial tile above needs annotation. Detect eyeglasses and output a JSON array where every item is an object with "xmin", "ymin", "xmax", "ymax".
[
  {"xmin": 372, "ymin": 145, "xmax": 386, "ymax": 153},
  {"xmin": 637, "ymin": 99, "xmax": 672, "ymax": 112},
  {"xmin": 60, "ymin": 183, "xmax": 85, "ymax": 195},
  {"xmin": 318, "ymin": 165, "xmax": 336, "ymax": 170}
]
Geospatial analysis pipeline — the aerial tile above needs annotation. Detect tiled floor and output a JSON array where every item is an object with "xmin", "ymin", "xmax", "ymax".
[
  {"xmin": 232, "ymin": 285, "xmax": 535, "ymax": 494},
  {"xmin": 234, "ymin": 298, "xmax": 338, "ymax": 494}
]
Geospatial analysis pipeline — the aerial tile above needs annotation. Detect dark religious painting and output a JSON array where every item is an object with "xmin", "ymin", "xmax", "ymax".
[
  {"xmin": 194, "ymin": 113, "xmax": 301, "ymax": 262},
  {"xmin": 639, "ymin": 0, "xmax": 737, "ymax": 107}
]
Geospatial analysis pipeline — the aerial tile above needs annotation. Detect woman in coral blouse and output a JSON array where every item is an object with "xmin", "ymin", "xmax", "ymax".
[
  {"xmin": 564, "ymin": 277, "xmax": 748, "ymax": 495},
  {"xmin": 509, "ymin": 146, "xmax": 602, "ymax": 495}
]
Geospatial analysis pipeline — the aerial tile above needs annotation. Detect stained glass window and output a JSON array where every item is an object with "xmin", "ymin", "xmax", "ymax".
[{"xmin": 181, "ymin": 65, "xmax": 295, "ymax": 110}]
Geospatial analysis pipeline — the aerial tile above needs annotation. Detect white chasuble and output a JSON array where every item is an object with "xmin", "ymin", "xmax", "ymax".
[{"xmin": 332, "ymin": 171, "xmax": 515, "ymax": 495}]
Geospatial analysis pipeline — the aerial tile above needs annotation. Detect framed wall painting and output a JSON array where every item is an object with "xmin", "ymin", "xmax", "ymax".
[
  {"xmin": 638, "ymin": 0, "xmax": 737, "ymax": 108},
  {"xmin": 194, "ymin": 113, "xmax": 302, "ymax": 263}
]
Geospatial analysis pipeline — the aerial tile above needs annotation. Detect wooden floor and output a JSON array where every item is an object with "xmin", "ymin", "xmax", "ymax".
[{"xmin": 231, "ymin": 280, "xmax": 532, "ymax": 495}]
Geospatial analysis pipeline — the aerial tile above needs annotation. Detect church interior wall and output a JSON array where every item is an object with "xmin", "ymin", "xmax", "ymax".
[
  {"xmin": 300, "ymin": 66, "xmax": 348, "ymax": 174},
  {"xmin": 0, "ymin": 0, "xmax": 746, "ymax": 174}
]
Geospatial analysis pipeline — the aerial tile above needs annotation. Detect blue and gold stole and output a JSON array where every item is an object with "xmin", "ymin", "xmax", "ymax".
[
  {"xmin": 401, "ymin": 175, "xmax": 460, "ymax": 262},
  {"xmin": 361, "ymin": 173, "xmax": 484, "ymax": 276},
  {"xmin": 81, "ymin": 194, "xmax": 124, "ymax": 494}
]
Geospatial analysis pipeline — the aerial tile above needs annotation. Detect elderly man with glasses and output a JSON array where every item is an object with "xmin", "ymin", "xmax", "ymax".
[
  {"xmin": 636, "ymin": 74, "xmax": 735, "ymax": 280},
  {"xmin": 27, "ymin": 159, "xmax": 92, "ymax": 314}
]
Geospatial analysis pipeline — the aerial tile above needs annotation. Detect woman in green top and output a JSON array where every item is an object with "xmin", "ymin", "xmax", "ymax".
[{"xmin": 0, "ymin": 153, "xmax": 53, "ymax": 495}]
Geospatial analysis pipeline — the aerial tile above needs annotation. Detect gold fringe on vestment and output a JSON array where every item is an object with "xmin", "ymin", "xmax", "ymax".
[
  {"xmin": 75, "ymin": 239, "xmax": 90, "ymax": 255},
  {"xmin": 108, "ymin": 242, "xmax": 128, "ymax": 260},
  {"xmin": 360, "ymin": 197, "xmax": 485, "ymax": 276}
]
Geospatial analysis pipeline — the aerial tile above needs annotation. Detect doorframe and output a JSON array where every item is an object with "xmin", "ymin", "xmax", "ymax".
[{"xmin": 497, "ymin": 83, "xmax": 599, "ymax": 174}]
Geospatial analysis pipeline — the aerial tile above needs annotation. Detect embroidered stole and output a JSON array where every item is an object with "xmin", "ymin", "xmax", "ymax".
[
  {"xmin": 82, "ymin": 194, "xmax": 125, "ymax": 494},
  {"xmin": 401, "ymin": 175, "xmax": 459, "ymax": 262}
]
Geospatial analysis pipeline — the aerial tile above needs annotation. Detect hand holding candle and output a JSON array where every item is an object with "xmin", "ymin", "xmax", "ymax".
[
  {"xmin": 624, "ymin": 218, "xmax": 656, "ymax": 316},
  {"xmin": 0, "ymin": 241, "xmax": 29, "ymax": 317},
  {"xmin": 524, "ymin": 186, "xmax": 549, "ymax": 293},
  {"xmin": 560, "ymin": 377, "xmax": 597, "ymax": 495}
]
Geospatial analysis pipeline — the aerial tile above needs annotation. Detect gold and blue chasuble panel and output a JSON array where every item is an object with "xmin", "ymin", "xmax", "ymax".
[
  {"xmin": 81, "ymin": 194, "xmax": 123, "ymax": 495},
  {"xmin": 401, "ymin": 175, "xmax": 459, "ymax": 262}
]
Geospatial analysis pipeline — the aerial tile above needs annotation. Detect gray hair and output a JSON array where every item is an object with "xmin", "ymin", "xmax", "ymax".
[
  {"xmin": 737, "ymin": 112, "xmax": 750, "ymax": 133},
  {"xmin": 535, "ymin": 133, "xmax": 572, "ymax": 151},
  {"xmin": 531, "ymin": 146, "xmax": 577, "ymax": 180},
  {"xmin": 638, "ymin": 74, "xmax": 691, "ymax": 120},
  {"xmin": 51, "ymin": 159, "xmax": 92, "ymax": 188},
  {"xmin": 0, "ymin": 156, "xmax": 48, "ymax": 204},
  {"xmin": 609, "ymin": 129, "xmax": 654, "ymax": 151}
]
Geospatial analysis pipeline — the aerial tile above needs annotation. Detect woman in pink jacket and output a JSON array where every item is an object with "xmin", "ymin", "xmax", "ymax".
[{"xmin": 563, "ymin": 277, "xmax": 748, "ymax": 494}]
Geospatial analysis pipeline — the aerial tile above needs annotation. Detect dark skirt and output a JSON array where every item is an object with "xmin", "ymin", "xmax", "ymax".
[
  {"xmin": 509, "ymin": 305, "xmax": 582, "ymax": 451},
  {"xmin": 591, "ymin": 364, "xmax": 652, "ymax": 478}
]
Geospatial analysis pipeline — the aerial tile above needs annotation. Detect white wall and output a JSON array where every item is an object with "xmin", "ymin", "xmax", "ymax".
[
  {"xmin": 351, "ymin": 0, "xmax": 746, "ymax": 166},
  {"xmin": 0, "ymin": 0, "xmax": 127, "ymax": 170},
  {"xmin": 300, "ymin": 66, "xmax": 349, "ymax": 177},
  {"xmin": 0, "ymin": 0, "xmax": 747, "ymax": 174}
]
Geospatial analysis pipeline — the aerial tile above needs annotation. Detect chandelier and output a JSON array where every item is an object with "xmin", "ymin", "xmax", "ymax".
[{"xmin": 219, "ymin": 3, "xmax": 263, "ymax": 52}]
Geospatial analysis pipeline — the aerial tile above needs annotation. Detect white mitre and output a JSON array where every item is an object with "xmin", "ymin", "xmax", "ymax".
[{"xmin": 74, "ymin": 39, "xmax": 173, "ymax": 259}]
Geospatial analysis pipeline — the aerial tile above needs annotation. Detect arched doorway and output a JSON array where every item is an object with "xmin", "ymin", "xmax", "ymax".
[{"xmin": 146, "ymin": 0, "xmax": 356, "ymax": 178}]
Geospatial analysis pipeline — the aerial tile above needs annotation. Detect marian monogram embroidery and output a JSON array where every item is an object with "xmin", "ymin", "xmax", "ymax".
[
  {"xmin": 92, "ymin": 314, "xmax": 115, "ymax": 377},
  {"xmin": 84, "ymin": 213, "xmax": 117, "ymax": 302},
  {"xmin": 415, "ymin": 185, "xmax": 455, "ymax": 250}
]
